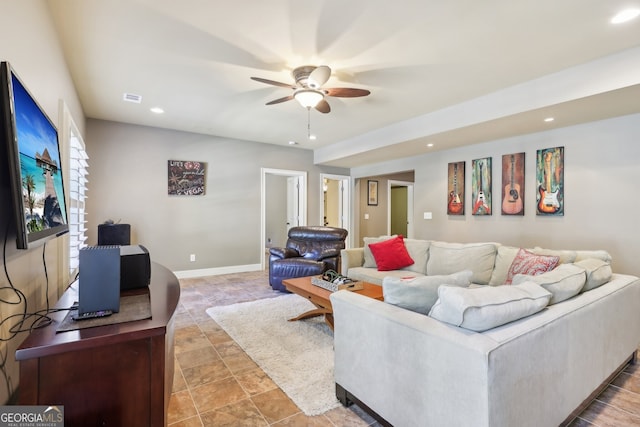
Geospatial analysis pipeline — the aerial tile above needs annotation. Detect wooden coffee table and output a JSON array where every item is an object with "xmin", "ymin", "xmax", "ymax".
[{"xmin": 283, "ymin": 276, "xmax": 383, "ymax": 330}]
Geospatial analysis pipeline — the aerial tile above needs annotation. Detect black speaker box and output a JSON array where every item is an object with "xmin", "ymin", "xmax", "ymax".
[
  {"xmin": 98, "ymin": 223, "xmax": 131, "ymax": 245},
  {"xmin": 78, "ymin": 246, "xmax": 121, "ymax": 314},
  {"xmin": 120, "ymin": 245, "xmax": 151, "ymax": 290}
]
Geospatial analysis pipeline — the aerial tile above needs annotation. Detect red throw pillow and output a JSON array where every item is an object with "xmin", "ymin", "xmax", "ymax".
[
  {"xmin": 505, "ymin": 248, "xmax": 560, "ymax": 284},
  {"xmin": 368, "ymin": 235, "xmax": 414, "ymax": 271}
]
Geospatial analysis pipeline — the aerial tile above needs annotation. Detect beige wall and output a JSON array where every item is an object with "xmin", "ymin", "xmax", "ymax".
[
  {"xmin": 85, "ymin": 119, "xmax": 348, "ymax": 272},
  {"xmin": 0, "ymin": 1, "xmax": 85, "ymax": 404},
  {"xmin": 352, "ymin": 114, "xmax": 640, "ymax": 276},
  {"xmin": 356, "ymin": 171, "xmax": 415, "ymax": 245}
]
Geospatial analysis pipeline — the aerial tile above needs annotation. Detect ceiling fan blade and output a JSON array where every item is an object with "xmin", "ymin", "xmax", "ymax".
[
  {"xmin": 315, "ymin": 99, "xmax": 331, "ymax": 114},
  {"xmin": 325, "ymin": 87, "xmax": 371, "ymax": 98},
  {"xmin": 250, "ymin": 76, "xmax": 295, "ymax": 89},
  {"xmin": 266, "ymin": 95, "xmax": 294, "ymax": 105},
  {"xmin": 308, "ymin": 65, "xmax": 331, "ymax": 88}
]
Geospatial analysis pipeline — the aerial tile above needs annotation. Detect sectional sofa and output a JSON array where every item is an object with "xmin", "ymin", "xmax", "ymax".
[{"xmin": 330, "ymin": 237, "xmax": 640, "ymax": 427}]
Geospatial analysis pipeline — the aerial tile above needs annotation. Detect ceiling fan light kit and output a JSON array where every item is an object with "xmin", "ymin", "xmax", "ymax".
[{"xmin": 294, "ymin": 89, "xmax": 324, "ymax": 108}]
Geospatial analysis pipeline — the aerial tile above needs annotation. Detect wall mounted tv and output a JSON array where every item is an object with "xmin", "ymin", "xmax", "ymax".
[{"xmin": 0, "ymin": 62, "xmax": 68, "ymax": 249}]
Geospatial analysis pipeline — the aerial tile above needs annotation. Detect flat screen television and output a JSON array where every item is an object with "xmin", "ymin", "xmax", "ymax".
[{"xmin": 0, "ymin": 61, "xmax": 68, "ymax": 249}]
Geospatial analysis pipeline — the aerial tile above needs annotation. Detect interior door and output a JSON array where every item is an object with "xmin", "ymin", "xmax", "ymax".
[
  {"xmin": 262, "ymin": 168, "xmax": 307, "ymax": 269},
  {"xmin": 388, "ymin": 181, "xmax": 414, "ymax": 238},
  {"xmin": 320, "ymin": 174, "xmax": 351, "ymax": 246},
  {"xmin": 287, "ymin": 176, "xmax": 301, "ymax": 231}
]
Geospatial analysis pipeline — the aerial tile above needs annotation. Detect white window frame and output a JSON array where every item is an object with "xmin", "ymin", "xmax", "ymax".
[{"xmin": 60, "ymin": 101, "xmax": 88, "ymax": 277}]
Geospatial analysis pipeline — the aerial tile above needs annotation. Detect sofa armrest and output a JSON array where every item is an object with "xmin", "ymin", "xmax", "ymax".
[
  {"xmin": 330, "ymin": 290, "xmax": 498, "ymax": 427},
  {"xmin": 340, "ymin": 248, "xmax": 364, "ymax": 274},
  {"xmin": 269, "ymin": 247, "xmax": 299, "ymax": 260},
  {"xmin": 315, "ymin": 247, "xmax": 341, "ymax": 261}
]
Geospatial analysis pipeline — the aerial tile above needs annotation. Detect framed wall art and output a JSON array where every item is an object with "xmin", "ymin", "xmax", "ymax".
[
  {"xmin": 536, "ymin": 146, "xmax": 564, "ymax": 215},
  {"xmin": 367, "ymin": 180, "xmax": 378, "ymax": 206},
  {"xmin": 471, "ymin": 157, "xmax": 492, "ymax": 215},
  {"xmin": 501, "ymin": 152, "xmax": 525, "ymax": 215},
  {"xmin": 447, "ymin": 161, "xmax": 465, "ymax": 215},
  {"xmin": 168, "ymin": 160, "xmax": 206, "ymax": 196}
]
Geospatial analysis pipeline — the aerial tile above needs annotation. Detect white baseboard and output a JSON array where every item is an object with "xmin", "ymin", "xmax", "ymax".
[{"xmin": 173, "ymin": 263, "xmax": 263, "ymax": 279}]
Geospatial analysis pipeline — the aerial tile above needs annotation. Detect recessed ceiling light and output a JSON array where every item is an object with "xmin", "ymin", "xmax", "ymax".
[
  {"xmin": 309, "ymin": 134, "xmax": 317, "ymax": 141},
  {"xmin": 544, "ymin": 117, "xmax": 555, "ymax": 122},
  {"xmin": 426, "ymin": 143, "xmax": 434, "ymax": 148},
  {"xmin": 611, "ymin": 8, "xmax": 640, "ymax": 24},
  {"xmin": 288, "ymin": 141, "xmax": 298, "ymax": 145},
  {"xmin": 150, "ymin": 107, "xmax": 164, "ymax": 114}
]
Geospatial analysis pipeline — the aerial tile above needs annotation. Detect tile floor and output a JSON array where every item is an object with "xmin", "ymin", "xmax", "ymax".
[
  {"xmin": 168, "ymin": 270, "xmax": 381, "ymax": 426},
  {"xmin": 168, "ymin": 270, "xmax": 640, "ymax": 426}
]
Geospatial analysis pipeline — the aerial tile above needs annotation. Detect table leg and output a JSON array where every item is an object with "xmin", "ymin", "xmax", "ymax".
[{"xmin": 289, "ymin": 306, "xmax": 334, "ymax": 330}]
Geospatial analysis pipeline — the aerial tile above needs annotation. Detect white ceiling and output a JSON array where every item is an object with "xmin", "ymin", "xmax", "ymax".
[{"xmin": 47, "ymin": 0, "xmax": 640, "ymax": 168}]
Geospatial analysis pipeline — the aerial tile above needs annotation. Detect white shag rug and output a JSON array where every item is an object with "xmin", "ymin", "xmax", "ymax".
[{"xmin": 205, "ymin": 294, "xmax": 340, "ymax": 416}]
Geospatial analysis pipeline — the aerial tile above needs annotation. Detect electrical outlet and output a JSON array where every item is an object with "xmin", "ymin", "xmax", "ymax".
[{"xmin": 190, "ymin": 254, "xmax": 196, "ymax": 262}]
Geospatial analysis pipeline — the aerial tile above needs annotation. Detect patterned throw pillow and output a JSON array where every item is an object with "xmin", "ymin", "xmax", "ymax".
[
  {"xmin": 368, "ymin": 235, "xmax": 414, "ymax": 271},
  {"xmin": 505, "ymin": 248, "xmax": 559, "ymax": 284}
]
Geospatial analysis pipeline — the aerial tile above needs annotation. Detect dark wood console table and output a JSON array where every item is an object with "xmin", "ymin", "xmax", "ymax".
[{"xmin": 16, "ymin": 262, "xmax": 180, "ymax": 427}]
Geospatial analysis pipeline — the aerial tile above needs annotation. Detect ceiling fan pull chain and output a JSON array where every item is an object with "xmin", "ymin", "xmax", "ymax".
[{"xmin": 307, "ymin": 106, "xmax": 311, "ymax": 139}]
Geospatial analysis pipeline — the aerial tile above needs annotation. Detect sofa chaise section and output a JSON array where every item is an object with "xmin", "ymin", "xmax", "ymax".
[{"xmin": 331, "ymin": 273, "xmax": 640, "ymax": 427}]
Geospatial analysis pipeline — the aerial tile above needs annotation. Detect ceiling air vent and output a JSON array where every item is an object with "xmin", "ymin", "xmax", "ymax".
[{"xmin": 123, "ymin": 93, "xmax": 142, "ymax": 103}]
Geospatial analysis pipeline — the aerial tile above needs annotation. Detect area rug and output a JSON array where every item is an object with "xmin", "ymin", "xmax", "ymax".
[{"xmin": 205, "ymin": 294, "xmax": 340, "ymax": 416}]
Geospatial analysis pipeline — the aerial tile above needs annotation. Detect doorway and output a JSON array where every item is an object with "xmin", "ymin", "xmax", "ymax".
[
  {"xmin": 320, "ymin": 174, "xmax": 351, "ymax": 246},
  {"xmin": 388, "ymin": 180, "xmax": 414, "ymax": 238},
  {"xmin": 261, "ymin": 168, "xmax": 307, "ymax": 269}
]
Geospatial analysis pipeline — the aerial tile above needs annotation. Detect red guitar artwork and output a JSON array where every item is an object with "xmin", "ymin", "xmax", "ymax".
[
  {"xmin": 502, "ymin": 154, "xmax": 523, "ymax": 214},
  {"xmin": 538, "ymin": 151, "xmax": 560, "ymax": 214},
  {"xmin": 448, "ymin": 163, "xmax": 463, "ymax": 214},
  {"xmin": 473, "ymin": 162, "xmax": 491, "ymax": 215}
]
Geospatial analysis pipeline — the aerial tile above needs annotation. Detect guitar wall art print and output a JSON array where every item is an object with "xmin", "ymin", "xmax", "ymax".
[
  {"xmin": 536, "ymin": 147, "xmax": 564, "ymax": 216},
  {"xmin": 501, "ymin": 152, "xmax": 524, "ymax": 215},
  {"xmin": 472, "ymin": 157, "xmax": 492, "ymax": 215},
  {"xmin": 447, "ymin": 161, "xmax": 465, "ymax": 215}
]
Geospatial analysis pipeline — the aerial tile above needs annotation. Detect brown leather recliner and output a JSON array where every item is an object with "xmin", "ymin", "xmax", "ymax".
[{"xmin": 269, "ymin": 226, "xmax": 348, "ymax": 292}]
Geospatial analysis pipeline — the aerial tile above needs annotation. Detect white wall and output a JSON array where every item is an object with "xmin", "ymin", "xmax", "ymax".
[{"xmin": 352, "ymin": 113, "xmax": 640, "ymax": 276}]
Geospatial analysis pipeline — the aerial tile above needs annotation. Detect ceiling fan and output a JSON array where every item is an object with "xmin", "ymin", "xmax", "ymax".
[{"xmin": 250, "ymin": 65, "xmax": 370, "ymax": 114}]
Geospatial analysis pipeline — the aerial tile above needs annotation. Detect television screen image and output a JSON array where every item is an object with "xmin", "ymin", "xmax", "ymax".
[{"xmin": 0, "ymin": 62, "xmax": 68, "ymax": 249}]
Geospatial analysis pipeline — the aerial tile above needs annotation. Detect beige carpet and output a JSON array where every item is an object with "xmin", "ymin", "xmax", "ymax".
[{"xmin": 205, "ymin": 294, "xmax": 340, "ymax": 416}]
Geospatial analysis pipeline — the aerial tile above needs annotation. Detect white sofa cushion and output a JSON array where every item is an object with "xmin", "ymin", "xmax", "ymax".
[
  {"xmin": 347, "ymin": 267, "xmax": 425, "ymax": 285},
  {"xmin": 572, "ymin": 249, "xmax": 612, "ymax": 263},
  {"xmin": 426, "ymin": 241, "xmax": 497, "ymax": 285},
  {"xmin": 401, "ymin": 239, "xmax": 431, "ymax": 274},
  {"xmin": 574, "ymin": 258, "xmax": 613, "ymax": 291},
  {"xmin": 428, "ymin": 281, "xmax": 552, "ymax": 332},
  {"xmin": 382, "ymin": 270, "xmax": 472, "ymax": 315},
  {"xmin": 531, "ymin": 247, "xmax": 577, "ymax": 264},
  {"xmin": 489, "ymin": 245, "xmax": 521, "ymax": 286},
  {"xmin": 512, "ymin": 263, "xmax": 586, "ymax": 304}
]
